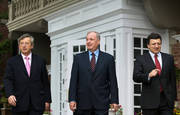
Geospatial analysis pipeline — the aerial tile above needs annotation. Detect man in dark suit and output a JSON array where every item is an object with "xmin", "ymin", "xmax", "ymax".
[
  {"xmin": 133, "ymin": 33, "xmax": 177, "ymax": 115},
  {"xmin": 69, "ymin": 31, "xmax": 119, "ymax": 115},
  {"xmin": 4, "ymin": 34, "xmax": 51, "ymax": 115}
]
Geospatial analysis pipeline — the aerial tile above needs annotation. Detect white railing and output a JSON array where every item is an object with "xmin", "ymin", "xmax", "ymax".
[
  {"xmin": 7, "ymin": 0, "xmax": 83, "ymax": 32},
  {"xmin": 9, "ymin": 0, "xmax": 64, "ymax": 21}
]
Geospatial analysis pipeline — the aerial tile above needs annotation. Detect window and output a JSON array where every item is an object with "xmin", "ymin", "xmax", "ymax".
[
  {"xmin": 73, "ymin": 45, "xmax": 87, "ymax": 55},
  {"xmin": 59, "ymin": 52, "xmax": 64, "ymax": 115},
  {"xmin": 133, "ymin": 36, "xmax": 148, "ymax": 113}
]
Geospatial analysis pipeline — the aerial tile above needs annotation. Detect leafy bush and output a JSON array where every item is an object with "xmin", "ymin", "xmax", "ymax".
[
  {"xmin": 0, "ymin": 39, "xmax": 11, "ymax": 54},
  {"xmin": 0, "ymin": 39, "xmax": 12, "ymax": 64},
  {"xmin": 0, "ymin": 12, "xmax": 8, "ymax": 19},
  {"xmin": 0, "ymin": 32, "xmax": 2, "ymax": 39},
  {"xmin": 176, "ymin": 67, "xmax": 180, "ymax": 80}
]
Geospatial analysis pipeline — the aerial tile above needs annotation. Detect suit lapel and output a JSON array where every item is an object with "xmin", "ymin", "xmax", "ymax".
[
  {"xmin": 94, "ymin": 51, "xmax": 103, "ymax": 72},
  {"xmin": 160, "ymin": 53, "xmax": 166, "ymax": 76},
  {"xmin": 87, "ymin": 51, "xmax": 104, "ymax": 76},
  {"xmin": 84, "ymin": 51, "xmax": 92, "ymax": 73},
  {"xmin": 145, "ymin": 53, "xmax": 156, "ymax": 69},
  {"xmin": 145, "ymin": 52, "xmax": 166, "ymax": 76},
  {"xmin": 18, "ymin": 55, "xmax": 29, "ymax": 77},
  {"xmin": 30, "ymin": 53, "xmax": 35, "ymax": 77},
  {"xmin": 93, "ymin": 51, "xmax": 104, "ymax": 80}
]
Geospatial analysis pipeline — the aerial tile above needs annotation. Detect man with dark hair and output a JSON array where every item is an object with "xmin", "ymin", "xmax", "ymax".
[
  {"xmin": 133, "ymin": 33, "xmax": 177, "ymax": 115},
  {"xmin": 69, "ymin": 31, "xmax": 119, "ymax": 115},
  {"xmin": 4, "ymin": 33, "xmax": 51, "ymax": 115}
]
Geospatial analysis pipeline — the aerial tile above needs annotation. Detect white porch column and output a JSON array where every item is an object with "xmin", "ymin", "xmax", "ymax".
[
  {"xmin": 50, "ymin": 46, "xmax": 60, "ymax": 115},
  {"xmin": 161, "ymin": 30, "xmax": 169, "ymax": 53},
  {"xmin": 115, "ymin": 28, "xmax": 134, "ymax": 115}
]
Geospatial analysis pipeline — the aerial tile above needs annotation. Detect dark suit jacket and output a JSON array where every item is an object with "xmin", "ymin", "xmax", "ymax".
[
  {"xmin": 4, "ymin": 53, "xmax": 51, "ymax": 112},
  {"xmin": 69, "ymin": 51, "xmax": 119, "ymax": 110},
  {"xmin": 133, "ymin": 52, "xmax": 177, "ymax": 109}
]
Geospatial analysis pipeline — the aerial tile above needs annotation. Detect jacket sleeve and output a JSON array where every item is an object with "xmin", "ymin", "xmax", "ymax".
[
  {"xmin": 108, "ymin": 56, "xmax": 119, "ymax": 104},
  {"xmin": 68, "ymin": 55, "xmax": 79, "ymax": 102},
  {"xmin": 41, "ymin": 59, "xmax": 52, "ymax": 103},
  {"xmin": 133, "ymin": 56, "xmax": 150, "ymax": 84},
  {"xmin": 170, "ymin": 56, "xmax": 177, "ymax": 101},
  {"xmin": 3, "ymin": 59, "xmax": 15, "ymax": 98}
]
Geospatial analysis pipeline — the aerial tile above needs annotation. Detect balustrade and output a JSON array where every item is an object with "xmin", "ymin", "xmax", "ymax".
[{"xmin": 9, "ymin": 0, "xmax": 63, "ymax": 21}]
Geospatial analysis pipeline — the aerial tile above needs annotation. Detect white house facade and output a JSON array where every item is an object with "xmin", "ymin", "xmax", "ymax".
[{"xmin": 44, "ymin": 0, "xmax": 169, "ymax": 115}]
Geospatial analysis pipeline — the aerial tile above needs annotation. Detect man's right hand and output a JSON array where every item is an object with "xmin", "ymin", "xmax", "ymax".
[
  {"xmin": 69, "ymin": 101, "xmax": 77, "ymax": 112},
  {"xmin": 8, "ymin": 95, "xmax": 16, "ymax": 106},
  {"xmin": 149, "ymin": 69, "xmax": 160, "ymax": 78}
]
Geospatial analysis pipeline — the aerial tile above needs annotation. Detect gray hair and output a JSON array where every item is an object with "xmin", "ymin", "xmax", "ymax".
[
  {"xmin": 87, "ymin": 31, "xmax": 100, "ymax": 40},
  {"xmin": 17, "ymin": 33, "xmax": 34, "ymax": 46}
]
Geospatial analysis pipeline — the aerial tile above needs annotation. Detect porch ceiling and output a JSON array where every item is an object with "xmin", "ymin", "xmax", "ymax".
[
  {"xmin": 143, "ymin": 0, "xmax": 180, "ymax": 31},
  {"xmin": 15, "ymin": 19, "xmax": 48, "ymax": 33}
]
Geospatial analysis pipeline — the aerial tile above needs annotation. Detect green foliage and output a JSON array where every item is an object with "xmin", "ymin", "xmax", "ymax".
[
  {"xmin": 0, "ymin": 39, "xmax": 11, "ymax": 54},
  {"xmin": 0, "ymin": 39, "xmax": 12, "ymax": 64},
  {"xmin": 43, "ymin": 111, "xmax": 51, "ymax": 115},
  {"xmin": 176, "ymin": 67, "xmax": 180, "ymax": 80},
  {"xmin": 0, "ymin": 39, "xmax": 12, "ymax": 107},
  {"xmin": 0, "ymin": 97, "xmax": 7, "ymax": 103},
  {"xmin": 0, "ymin": 38, "xmax": 12, "ymax": 107},
  {"xmin": 0, "ymin": 11, "xmax": 8, "ymax": 19},
  {"xmin": 0, "ymin": 32, "xmax": 3, "ymax": 39},
  {"xmin": 174, "ymin": 107, "xmax": 180, "ymax": 115},
  {"xmin": 0, "ymin": 84, "xmax": 8, "ymax": 107}
]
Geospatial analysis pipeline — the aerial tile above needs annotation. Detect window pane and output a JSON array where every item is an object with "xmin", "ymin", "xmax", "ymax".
[
  {"xmin": 60, "ymin": 63, "xmax": 62, "ymax": 71},
  {"xmin": 134, "ymin": 49, "xmax": 141, "ymax": 59},
  {"xmin": 113, "ymin": 50, "xmax": 116, "ymax": 60},
  {"xmin": 134, "ymin": 108, "xmax": 141, "ymax": 114},
  {"xmin": 60, "ymin": 102, "xmax": 62, "ymax": 110},
  {"xmin": 134, "ymin": 37, "xmax": 141, "ymax": 47},
  {"xmin": 143, "ymin": 50, "xmax": 149, "ymax": 54},
  {"xmin": 60, "ymin": 83, "xmax": 62, "ymax": 90},
  {"xmin": 113, "ymin": 39, "xmax": 116, "ymax": 49},
  {"xmin": 80, "ymin": 45, "xmax": 86, "ymax": 52},
  {"xmin": 134, "ymin": 96, "xmax": 141, "ymax": 106},
  {"xmin": 143, "ymin": 39, "xmax": 148, "ymax": 48},
  {"xmin": 73, "ymin": 46, "xmax": 79, "ymax": 52},
  {"xmin": 60, "ymin": 53, "xmax": 62, "ymax": 61},
  {"xmin": 134, "ymin": 84, "xmax": 141, "ymax": 94},
  {"xmin": 60, "ymin": 92, "xmax": 62, "ymax": 100}
]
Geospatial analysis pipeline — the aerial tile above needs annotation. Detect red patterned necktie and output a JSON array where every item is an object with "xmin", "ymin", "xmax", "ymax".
[
  {"xmin": 154, "ymin": 54, "xmax": 162, "ymax": 92},
  {"xmin": 154, "ymin": 54, "xmax": 161, "ymax": 75},
  {"xmin": 90, "ymin": 53, "xmax": 95, "ymax": 72}
]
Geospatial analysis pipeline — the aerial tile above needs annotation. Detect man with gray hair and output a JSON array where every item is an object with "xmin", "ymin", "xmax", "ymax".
[
  {"xmin": 69, "ymin": 31, "xmax": 119, "ymax": 115},
  {"xmin": 4, "ymin": 33, "xmax": 51, "ymax": 115}
]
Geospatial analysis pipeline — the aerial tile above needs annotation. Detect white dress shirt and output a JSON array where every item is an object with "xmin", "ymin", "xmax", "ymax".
[{"xmin": 21, "ymin": 53, "xmax": 32, "ymax": 66}]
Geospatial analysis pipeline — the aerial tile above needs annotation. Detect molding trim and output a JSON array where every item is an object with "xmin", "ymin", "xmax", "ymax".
[{"xmin": 7, "ymin": 0, "xmax": 83, "ymax": 32}]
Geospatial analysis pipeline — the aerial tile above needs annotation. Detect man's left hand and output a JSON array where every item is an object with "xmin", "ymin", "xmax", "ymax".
[
  {"xmin": 45, "ymin": 102, "xmax": 50, "ymax": 111},
  {"xmin": 111, "ymin": 103, "xmax": 119, "ymax": 112}
]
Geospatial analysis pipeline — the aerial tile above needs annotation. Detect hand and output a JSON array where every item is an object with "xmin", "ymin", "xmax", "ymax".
[
  {"xmin": 111, "ymin": 103, "xmax": 119, "ymax": 112},
  {"xmin": 45, "ymin": 102, "xmax": 50, "ymax": 111},
  {"xmin": 149, "ymin": 69, "xmax": 160, "ymax": 78},
  {"xmin": 8, "ymin": 95, "xmax": 16, "ymax": 106},
  {"xmin": 69, "ymin": 101, "xmax": 77, "ymax": 112}
]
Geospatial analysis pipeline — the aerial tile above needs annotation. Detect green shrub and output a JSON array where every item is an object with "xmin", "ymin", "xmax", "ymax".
[
  {"xmin": 0, "ymin": 39, "xmax": 12, "ymax": 64},
  {"xmin": 0, "ymin": 12, "xmax": 8, "ymax": 19},
  {"xmin": 0, "ymin": 32, "xmax": 3, "ymax": 39},
  {"xmin": 176, "ymin": 67, "xmax": 180, "ymax": 80}
]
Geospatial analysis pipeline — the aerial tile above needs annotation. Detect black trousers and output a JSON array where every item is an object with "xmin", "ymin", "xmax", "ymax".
[
  {"xmin": 74, "ymin": 108, "xmax": 109, "ymax": 115},
  {"xmin": 142, "ymin": 92, "xmax": 173, "ymax": 115},
  {"xmin": 12, "ymin": 98, "xmax": 44, "ymax": 115}
]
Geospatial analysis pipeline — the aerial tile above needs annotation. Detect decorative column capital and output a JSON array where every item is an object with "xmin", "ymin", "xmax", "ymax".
[{"xmin": 172, "ymin": 34, "xmax": 180, "ymax": 42}]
